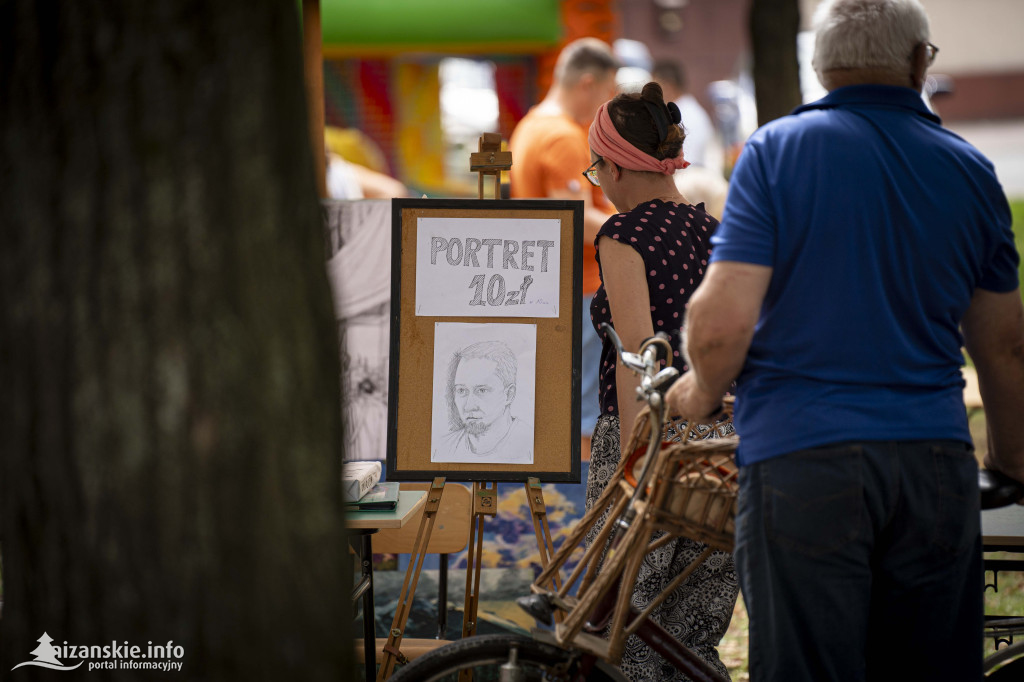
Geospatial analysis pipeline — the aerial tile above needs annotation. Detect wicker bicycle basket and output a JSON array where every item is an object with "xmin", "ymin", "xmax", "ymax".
[
  {"xmin": 624, "ymin": 404, "xmax": 740, "ymax": 553},
  {"xmin": 654, "ymin": 436, "xmax": 738, "ymax": 552}
]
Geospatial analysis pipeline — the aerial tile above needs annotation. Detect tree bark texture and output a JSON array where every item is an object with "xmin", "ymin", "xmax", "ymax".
[
  {"xmin": 0, "ymin": 1, "xmax": 351, "ymax": 679},
  {"xmin": 750, "ymin": 0, "xmax": 803, "ymax": 127}
]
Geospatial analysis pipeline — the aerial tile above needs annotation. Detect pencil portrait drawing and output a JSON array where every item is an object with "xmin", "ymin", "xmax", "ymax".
[{"xmin": 431, "ymin": 324, "xmax": 536, "ymax": 464}]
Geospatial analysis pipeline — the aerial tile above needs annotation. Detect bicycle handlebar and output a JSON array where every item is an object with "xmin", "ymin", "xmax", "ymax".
[{"xmin": 600, "ymin": 324, "xmax": 679, "ymax": 398}]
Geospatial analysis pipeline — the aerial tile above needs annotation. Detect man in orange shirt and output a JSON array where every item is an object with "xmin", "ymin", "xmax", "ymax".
[{"xmin": 509, "ymin": 38, "xmax": 618, "ymax": 445}]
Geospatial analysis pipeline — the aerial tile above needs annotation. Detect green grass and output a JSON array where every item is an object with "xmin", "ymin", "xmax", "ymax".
[
  {"xmin": 721, "ymin": 594, "xmax": 749, "ymax": 681},
  {"xmin": 1012, "ymin": 199, "xmax": 1024, "ymax": 299}
]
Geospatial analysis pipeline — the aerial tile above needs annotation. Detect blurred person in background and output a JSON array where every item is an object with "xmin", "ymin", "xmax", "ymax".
[
  {"xmin": 652, "ymin": 59, "xmax": 722, "ymax": 176},
  {"xmin": 613, "ymin": 38, "xmax": 653, "ymax": 93},
  {"xmin": 653, "ymin": 59, "xmax": 728, "ymax": 218},
  {"xmin": 509, "ymin": 38, "xmax": 619, "ymax": 449},
  {"xmin": 326, "ymin": 153, "xmax": 407, "ymax": 200},
  {"xmin": 325, "ymin": 127, "xmax": 407, "ymax": 199}
]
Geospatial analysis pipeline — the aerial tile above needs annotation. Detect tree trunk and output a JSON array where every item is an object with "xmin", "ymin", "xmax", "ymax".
[
  {"xmin": 0, "ymin": 2, "xmax": 351, "ymax": 679},
  {"xmin": 750, "ymin": 0, "xmax": 803, "ymax": 127}
]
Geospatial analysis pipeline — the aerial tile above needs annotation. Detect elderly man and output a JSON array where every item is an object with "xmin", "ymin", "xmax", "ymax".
[
  {"xmin": 667, "ymin": 0, "xmax": 1024, "ymax": 680},
  {"xmin": 509, "ymin": 38, "xmax": 618, "ymax": 450}
]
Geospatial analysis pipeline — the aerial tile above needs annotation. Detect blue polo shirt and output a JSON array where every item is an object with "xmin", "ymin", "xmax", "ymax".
[{"xmin": 711, "ymin": 85, "xmax": 1019, "ymax": 466}]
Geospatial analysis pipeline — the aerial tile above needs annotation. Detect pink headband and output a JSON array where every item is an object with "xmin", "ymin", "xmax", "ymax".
[{"xmin": 588, "ymin": 101, "xmax": 690, "ymax": 175}]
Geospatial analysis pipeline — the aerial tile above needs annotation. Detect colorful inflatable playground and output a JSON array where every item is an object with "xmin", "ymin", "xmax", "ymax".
[{"xmin": 318, "ymin": 0, "xmax": 616, "ymax": 196}]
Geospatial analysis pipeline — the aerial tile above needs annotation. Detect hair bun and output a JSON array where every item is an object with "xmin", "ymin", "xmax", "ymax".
[
  {"xmin": 667, "ymin": 101, "xmax": 681, "ymax": 125},
  {"xmin": 640, "ymin": 81, "xmax": 665, "ymax": 105}
]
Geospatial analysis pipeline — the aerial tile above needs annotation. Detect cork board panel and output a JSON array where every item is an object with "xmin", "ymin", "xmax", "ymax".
[{"xmin": 386, "ymin": 198, "xmax": 582, "ymax": 482}]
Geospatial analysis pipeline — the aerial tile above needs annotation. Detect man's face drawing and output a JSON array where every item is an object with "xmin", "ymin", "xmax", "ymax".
[{"xmin": 453, "ymin": 358, "xmax": 514, "ymax": 435}]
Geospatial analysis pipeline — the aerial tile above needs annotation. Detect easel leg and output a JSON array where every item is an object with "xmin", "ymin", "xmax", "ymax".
[
  {"xmin": 462, "ymin": 503, "xmax": 484, "ymax": 641},
  {"xmin": 461, "ymin": 481, "xmax": 497, "ymax": 640},
  {"xmin": 460, "ymin": 481, "xmax": 497, "ymax": 682},
  {"xmin": 525, "ymin": 477, "xmax": 562, "ymax": 593},
  {"xmin": 376, "ymin": 477, "xmax": 446, "ymax": 681}
]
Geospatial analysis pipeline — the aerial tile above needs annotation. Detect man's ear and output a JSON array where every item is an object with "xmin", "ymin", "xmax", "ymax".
[
  {"xmin": 910, "ymin": 43, "xmax": 929, "ymax": 91},
  {"xmin": 505, "ymin": 383, "xmax": 516, "ymax": 405}
]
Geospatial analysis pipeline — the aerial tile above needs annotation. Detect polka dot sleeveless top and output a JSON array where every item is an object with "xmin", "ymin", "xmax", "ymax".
[{"xmin": 590, "ymin": 199, "xmax": 718, "ymax": 417}]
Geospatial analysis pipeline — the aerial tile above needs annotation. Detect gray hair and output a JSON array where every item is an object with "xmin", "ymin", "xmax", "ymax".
[
  {"xmin": 812, "ymin": 0, "xmax": 930, "ymax": 79},
  {"xmin": 445, "ymin": 341, "xmax": 517, "ymax": 430},
  {"xmin": 554, "ymin": 38, "xmax": 619, "ymax": 88}
]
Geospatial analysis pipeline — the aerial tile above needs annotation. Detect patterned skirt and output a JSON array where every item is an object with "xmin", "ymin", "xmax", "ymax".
[{"xmin": 585, "ymin": 414, "xmax": 739, "ymax": 682}]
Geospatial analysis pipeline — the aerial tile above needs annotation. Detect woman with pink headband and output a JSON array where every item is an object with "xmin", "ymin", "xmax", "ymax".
[{"xmin": 583, "ymin": 82, "xmax": 738, "ymax": 681}]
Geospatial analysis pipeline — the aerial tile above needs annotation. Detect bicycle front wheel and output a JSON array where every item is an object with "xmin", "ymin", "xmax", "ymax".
[
  {"xmin": 388, "ymin": 633, "xmax": 626, "ymax": 682},
  {"xmin": 985, "ymin": 639, "xmax": 1024, "ymax": 680}
]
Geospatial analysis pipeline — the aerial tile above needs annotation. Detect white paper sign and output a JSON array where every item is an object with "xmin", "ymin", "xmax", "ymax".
[
  {"xmin": 415, "ymin": 217, "xmax": 561, "ymax": 317},
  {"xmin": 430, "ymin": 322, "xmax": 536, "ymax": 465}
]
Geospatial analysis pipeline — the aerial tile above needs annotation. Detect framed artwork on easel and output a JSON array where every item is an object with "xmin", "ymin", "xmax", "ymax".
[{"xmin": 385, "ymin": 198, "xmax": 583, "ymax": 483}]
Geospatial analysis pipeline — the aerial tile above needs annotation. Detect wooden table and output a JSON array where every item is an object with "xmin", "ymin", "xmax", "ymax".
[
  {"xmin": 346, "ymin": 490, "xmax": 427, "ymax": 682},
  {"xmin": 983, "ymin": 504, "xmax": 1024, "ymax": 550}
]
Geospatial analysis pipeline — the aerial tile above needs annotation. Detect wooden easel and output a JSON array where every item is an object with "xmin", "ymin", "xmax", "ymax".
[
  {"xmin": 380, "ymin": 135, "xmax": 563, "ymax": 681},
  {"xmin": 468, "ymin": 132, "xmax": 512, "ymax": 200},
  {"xmin": 456, "ymin": 136, "xmax": 561, "ymax": 682},
  {"xmin": 377, "ymin": 136, "xmax": 514, "ymax": 678}
]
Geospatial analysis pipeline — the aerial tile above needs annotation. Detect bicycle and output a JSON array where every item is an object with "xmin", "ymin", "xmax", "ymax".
[
  {"xmin": 980, "ymin": 470, "xmax": 1024, "ymax": 680},
  {"xmin": 390, "ymin": 330, "xmax": 1024, "ymax": 682},
  {"xmin": 392, "ymin": 326, "xmax": 739, "ymax": 682}
]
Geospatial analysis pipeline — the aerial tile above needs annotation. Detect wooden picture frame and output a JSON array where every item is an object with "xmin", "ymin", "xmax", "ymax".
[{"xmin": 386, "ymin": 198, "xmax": 582, "ymax": 482}]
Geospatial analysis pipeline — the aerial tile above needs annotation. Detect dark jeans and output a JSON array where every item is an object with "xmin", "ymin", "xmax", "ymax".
[{"xmin": 735, "ymin": 440, "xmax": 983, "ymax": 682}]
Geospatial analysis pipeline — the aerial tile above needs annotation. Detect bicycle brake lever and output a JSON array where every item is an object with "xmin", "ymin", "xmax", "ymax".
[
  {"xmin": 649, "ymin": 366, "xmax": 679, "ymax": 391},
  {"xmin": 639, "ymin": 367, "xmax": 679, "ymax": 398}
]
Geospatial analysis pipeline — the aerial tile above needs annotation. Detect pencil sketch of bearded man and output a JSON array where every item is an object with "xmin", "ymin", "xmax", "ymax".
[{"xmin": 433, "ymin": 340, "xmax": 534, "ymax": 464}]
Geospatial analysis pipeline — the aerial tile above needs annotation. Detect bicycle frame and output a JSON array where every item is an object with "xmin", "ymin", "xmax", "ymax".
[{"xmin": 518, "ymin": 327, "xmax": 738, "ymax": 682}]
